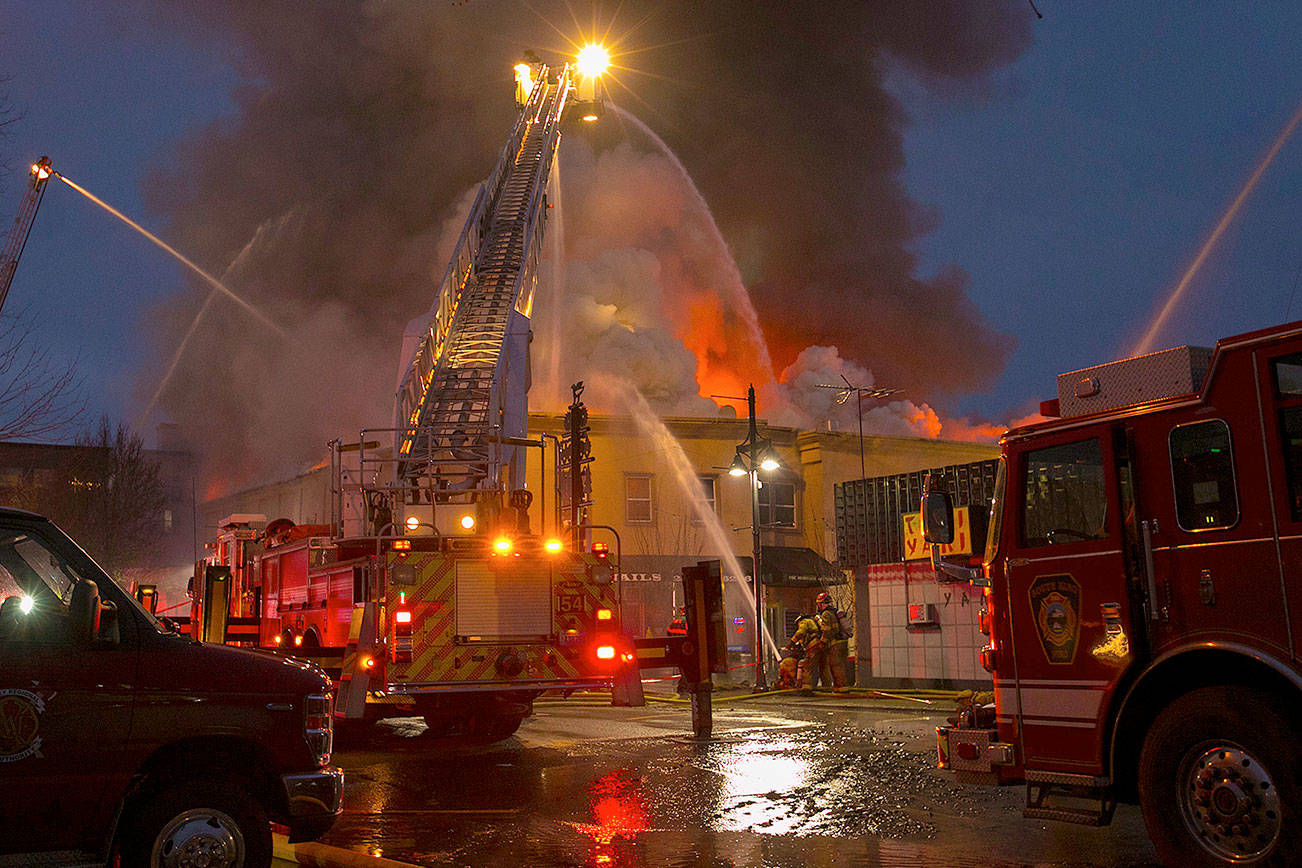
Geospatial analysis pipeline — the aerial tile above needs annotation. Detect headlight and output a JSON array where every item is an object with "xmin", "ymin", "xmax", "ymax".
[{"xmin": 305, "ymin": 692, "xmax": 333, "ymax": 767}]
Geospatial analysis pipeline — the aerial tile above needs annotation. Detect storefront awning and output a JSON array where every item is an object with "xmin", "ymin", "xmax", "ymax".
[{"xmin": 758, "ymin": 546, "xmax": 845, "ymax": 588}]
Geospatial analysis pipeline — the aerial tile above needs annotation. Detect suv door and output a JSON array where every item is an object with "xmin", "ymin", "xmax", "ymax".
[
  {"xmin": 0, "ymin": 519, "xmax": 137, "ymax": 854},
  {"xmin": 1003, "ymin": 431, "xmax": 1138, "ymax": 775}
]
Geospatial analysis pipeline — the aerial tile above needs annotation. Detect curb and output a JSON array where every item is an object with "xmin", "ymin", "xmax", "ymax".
[{"xmin": 273, "ymin": 833, "xmax": 421, "ymax": 868}]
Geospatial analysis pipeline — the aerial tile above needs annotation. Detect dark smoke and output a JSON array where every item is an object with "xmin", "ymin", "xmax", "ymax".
[{"xmin": 134, "ymin": 1, "xmax": 1031, "ymax": 490}]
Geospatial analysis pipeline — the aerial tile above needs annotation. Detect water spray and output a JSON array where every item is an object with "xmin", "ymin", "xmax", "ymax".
[
  {"xmin": 50, "ymin": 170, "xmax": 287, "ymax": 338},
  {"xmin": 1133, "ymin": 99, "xmax": 1302, "ymax": 356}
]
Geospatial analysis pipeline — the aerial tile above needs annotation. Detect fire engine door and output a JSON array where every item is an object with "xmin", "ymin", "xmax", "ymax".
[
  {"xmin": 1254, "ymin": 343, "xmax": 1302, "ymax": 660},
  {"xmin": 1003, "ymin": 429, "xmax": 1137, "ymax": 774}
]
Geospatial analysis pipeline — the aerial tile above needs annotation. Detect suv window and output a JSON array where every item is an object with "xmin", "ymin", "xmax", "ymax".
[
  {"xmin": 1021, "ymin": 439, "xmax": 1108, "ymax": 547},
  {"xmin": 1169, "ymin": 419, "xmax": 1239, "ymax": 531},
  {"xmin": 0, "ymin": 529, "xmax": 85, "ymax": 644}
]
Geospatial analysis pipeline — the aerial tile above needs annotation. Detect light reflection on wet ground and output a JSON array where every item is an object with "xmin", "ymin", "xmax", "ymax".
[{"xmin": 323, "ymin": 704, "xmax": 1160, "ymax": 867}]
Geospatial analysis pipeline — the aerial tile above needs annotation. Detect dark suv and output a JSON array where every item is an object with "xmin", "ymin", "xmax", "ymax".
[{"xmin": 0, "ymin": 507, "xmax": 342, "ymax": 866}]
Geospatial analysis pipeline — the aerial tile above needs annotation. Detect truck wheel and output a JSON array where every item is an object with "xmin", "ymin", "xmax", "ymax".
[
  {"xmin": 470, "ymin": 711, "xmax": 525, "ymax": 741},
  {"xmin": 1138, "ymin": 686, "xmax": 1301, "ymax": 867},
  {"xmin": 122, "ymin": 777, "xmax": 272, "ymax": 868}
]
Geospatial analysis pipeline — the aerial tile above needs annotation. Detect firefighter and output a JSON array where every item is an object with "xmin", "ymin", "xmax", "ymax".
[
  {"xmin": 775, "ymin": 622, "xmax": 808, "ymax": 690},
  {"xmin": 815, "ymin": 591, "xmax": 850, "ymax": 692},
  {"xmin": 790, "ymin": 611, "xmax": 824, "ymax": 694}
]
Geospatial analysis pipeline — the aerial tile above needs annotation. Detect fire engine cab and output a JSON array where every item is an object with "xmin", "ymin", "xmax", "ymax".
[{"xmin": 926, "ymin": 321, "xmax": 1302, "ymax": 866}]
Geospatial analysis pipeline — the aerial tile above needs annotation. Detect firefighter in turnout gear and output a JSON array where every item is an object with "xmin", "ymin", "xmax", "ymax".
[
  {"xmin": 776, "ymin": 614, "xmax": 815, "ymax": 690},
  {"xmin": 815, "ymin": 591, "xmax": 850, "ymax": 692},
  {"xmin": 791, "ymin": 611, "xmax": 825, "ymax": 694}
]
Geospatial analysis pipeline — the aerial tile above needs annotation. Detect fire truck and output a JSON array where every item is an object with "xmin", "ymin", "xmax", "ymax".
[
  {"xmin": 194, "ymin": 50, "xmax": 639, "ymax": 739},
  {"xmin": 925, "ymin": 321, "xmax": 1302, "ymax": 866}
]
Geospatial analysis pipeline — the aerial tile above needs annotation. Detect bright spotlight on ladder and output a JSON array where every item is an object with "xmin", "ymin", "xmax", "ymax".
[{"xmin": 576, "ymin": 44, "xmax": 609, "ymax": 78}]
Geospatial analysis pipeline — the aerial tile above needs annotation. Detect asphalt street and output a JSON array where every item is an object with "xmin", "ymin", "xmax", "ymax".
[{"xmin": 316, "ymin": 691, "xmax": 1162, "ymax": 867}]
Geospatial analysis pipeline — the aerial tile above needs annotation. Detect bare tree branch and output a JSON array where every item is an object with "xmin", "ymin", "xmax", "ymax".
[{"xmin": 0, "ymin": 307, "xmax": 85, "ymax": 440}]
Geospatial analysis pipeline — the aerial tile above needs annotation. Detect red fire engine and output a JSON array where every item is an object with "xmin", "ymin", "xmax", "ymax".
[
  {"xmin": 192, "ymin": 52, "xmax": 638, "ymax": 739},
  {"xmin": 926, "ymin": 321, "xmax": 1302, "ymax": 866}
]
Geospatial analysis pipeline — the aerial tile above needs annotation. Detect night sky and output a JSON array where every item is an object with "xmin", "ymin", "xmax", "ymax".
[{"xmin": 2, "ymin": 3, "xmax": 1301, "ymax": 483}]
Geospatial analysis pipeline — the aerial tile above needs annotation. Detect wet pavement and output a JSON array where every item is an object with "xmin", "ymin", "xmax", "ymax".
[{"xmin": 321, "ymin": 694, "xmax": 1162, "ymax": 867}]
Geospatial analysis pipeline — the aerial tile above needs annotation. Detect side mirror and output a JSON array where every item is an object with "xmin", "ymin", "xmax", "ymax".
[
  {"xmin": 923, "ymin": 490, "xmax": 955, "ymax": 545},
  {"xmin": 69, "ymin": 580, "xmax": 101, "ymax": 646},
  {"xmin": 97, "ymin": 600, "xmax": 120, "ymax": 646}
]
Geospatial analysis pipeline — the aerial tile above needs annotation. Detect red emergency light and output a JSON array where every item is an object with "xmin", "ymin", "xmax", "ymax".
[
  {"xmin": 391, "ymin": 539, "xmax": 412, "ymax": 551},
  {"xmin": 595, "ymin": 644, "xmax": 616, "ymax": 660},
  {"xmin": 595, "ymin": 608, "xmax": 613, "ymax": 622},
  {"xmin": 590, "ymin": 541, "xmax": 609, "ymax": 558}
]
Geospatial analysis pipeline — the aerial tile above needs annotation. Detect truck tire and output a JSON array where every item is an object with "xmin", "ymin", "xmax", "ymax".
[
  {"xmin": 121, "ymin": 777, "xmax": 272, "ymax": 868},
  {"xmin": 1137, "ymin": 686, "xmax": 1301, "ymax": 867}
]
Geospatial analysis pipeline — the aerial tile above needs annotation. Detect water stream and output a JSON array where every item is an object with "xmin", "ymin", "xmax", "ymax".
[
  {"xmin": 610, "ymin": 105, "xmax": 775, "ymax": 383},
  {"xmin": 53, "ymin": 172, "xmax": 286, "ymax": 338},
  {"xmin": 609, "ymin": 378, "xmax": 782, "ymax": 666}
]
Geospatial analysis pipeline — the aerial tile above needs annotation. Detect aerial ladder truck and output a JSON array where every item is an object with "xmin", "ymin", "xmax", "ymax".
[
  {"xmin": 0, "ymin": 157, "xmax": 53, "ymax": 315},
  {"xmin": 200, "ymin": 51, "xmax": 639, "ymax": 739}
]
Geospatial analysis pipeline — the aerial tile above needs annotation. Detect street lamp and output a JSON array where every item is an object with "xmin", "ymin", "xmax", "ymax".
[
  {"xmin": 715, "ymin": 384, "xmax": 781, "ymax": 691},
  {"xmin": 816, "ymin": 376, "xmax": 901, "ymax": 480}
]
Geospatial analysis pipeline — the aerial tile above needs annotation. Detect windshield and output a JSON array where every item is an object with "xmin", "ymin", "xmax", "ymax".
[{"xmin": 983, "ymin": 457, "xmax": 1007, "ymax": 566}]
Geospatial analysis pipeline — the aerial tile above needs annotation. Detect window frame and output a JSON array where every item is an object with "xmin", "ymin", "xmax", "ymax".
[
  {"xmin": 1168, "ymin": 418, "xmax": 1240, "ymax": 533},
  {"xmin": 692, "ymin": 475, "xmax": 718, "ymax": 524},
  {"xmin": 624, "ymin": 473, "xmax": 654, "ymax": 525},
  {"xmin": 757, "ymin": 478, "xmax": 797, "ymax": 529}
]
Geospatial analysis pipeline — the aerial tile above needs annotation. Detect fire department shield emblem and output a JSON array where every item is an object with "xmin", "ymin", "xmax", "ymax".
[
  {"xmin": 0, "ymin": 688, "xmax": 45, "ymax": 762},
  {"xmin": 1029, "ymin": 574, "xmax": 1081, "ymax": 665}
]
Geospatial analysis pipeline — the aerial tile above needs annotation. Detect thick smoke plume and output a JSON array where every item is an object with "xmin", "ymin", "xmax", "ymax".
[{"xmin": 135, "ymin": 1, "xmax": 1032, "ymax": 491}]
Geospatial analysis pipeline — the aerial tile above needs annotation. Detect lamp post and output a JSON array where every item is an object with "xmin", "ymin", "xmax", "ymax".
[
  {"xmin": 722, "ymin": 385, "xmax": 781, "ymax": 692},
  {"xmin": 816, "ymin": 376, "xmax": 901, "ymax": 480}
]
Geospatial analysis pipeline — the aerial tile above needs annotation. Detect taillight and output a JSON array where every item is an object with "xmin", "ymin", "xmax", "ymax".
[
  {"xmin": 304, "ymin": 693, "xmax": 333, "ymax": 766},
  {"xmin": 392, "ymin": 609, "xmax": 413, "ymax": 663},
  {"xmin": 596, "ymin": 644, "xmax": 616, "ymax": 660}
]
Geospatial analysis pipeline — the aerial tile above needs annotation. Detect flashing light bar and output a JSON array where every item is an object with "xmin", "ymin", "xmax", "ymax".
[
  {"xmin": 591, "ymin": 541, "xmax": 610, "ymax": 557},
  {"xmin": 391, "ymin": 539, "xmax": 412, "ymax": 551}
]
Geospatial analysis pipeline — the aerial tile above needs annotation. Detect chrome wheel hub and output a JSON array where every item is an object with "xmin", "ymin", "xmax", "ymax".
[
  {"xmin": 1181, "ymin": 744, "xmax": 1280, "ymax": 862},
  {"xmin": 152, "ymin": 808, "xmax": 245, "ymax": 868}
]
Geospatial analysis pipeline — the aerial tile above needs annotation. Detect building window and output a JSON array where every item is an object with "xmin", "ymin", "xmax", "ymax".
[
  {"xmin": 693, "ymin": 476, "xmax": 717, "ymax": 523},
  {"xmin": 162, "ymin": 509, "xmax": 174, "ymax": 532},
  {"xmin": 626, "ymin": 474, "xmax": 653, "ymax": 523},
  {"xmin": 1170, "ymin": 419, "xmax": 1239, "ymax": 531},
  {"xmin": 758, "ymin": 479, "xmax": 796, "ymax": 528}
]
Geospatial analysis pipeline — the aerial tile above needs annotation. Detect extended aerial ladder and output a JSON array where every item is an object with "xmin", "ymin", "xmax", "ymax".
[
  {"xmin": 0, "ymin": 157, "xmax": 53, "ymax": 315},
  {"xmin": 370, "ymin": 60, "xmax": 582, "ymax": 532}
]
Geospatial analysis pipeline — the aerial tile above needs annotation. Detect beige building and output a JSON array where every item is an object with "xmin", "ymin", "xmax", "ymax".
[{"xmin": 201, "ymin": 411, "xmax": 997, "ymax": 683}]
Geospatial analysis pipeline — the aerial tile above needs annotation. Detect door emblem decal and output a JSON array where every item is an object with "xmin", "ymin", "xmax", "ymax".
[
  {"xmin": 0, "ymin": 688, "xmax": 45, "ymax": 762},
  {"xmin": 1029, "ymin": 574, "xmax": 1081, "ymax": 665}
]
